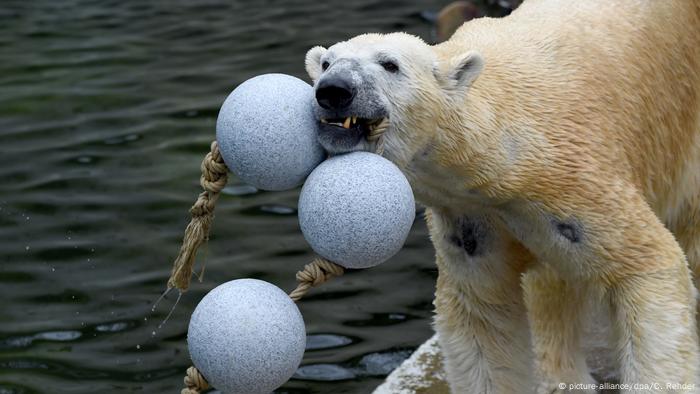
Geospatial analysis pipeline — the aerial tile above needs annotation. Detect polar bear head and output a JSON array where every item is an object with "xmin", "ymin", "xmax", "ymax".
[{"xmin": 305, "ymin": 32, "xmax": 483, "ymax": 167}]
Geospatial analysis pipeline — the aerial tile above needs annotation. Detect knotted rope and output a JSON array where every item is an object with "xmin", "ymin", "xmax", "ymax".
[
  {"xmin": 182, "ymin": 366, "xmax": 209, "ymax": 394},
  {"xmin": 367, "ymin": 118, "xmax": 390, "ymax": 156},
  {"xmin": 288, "ymin": 257, "xmax": 345, "ymax": 301},
  {"xmin": 168, "ymin": 122, "xmax": 388, "ymax": 292},
  {"xmin": 168, "ymin": 141, "xmax": 228, "ymax": 291},
  {"xmin": 171, "ymin": 123, "xmax": 386, "ymax": 391}
]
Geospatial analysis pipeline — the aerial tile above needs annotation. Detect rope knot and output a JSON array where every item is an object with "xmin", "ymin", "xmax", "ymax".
[
  {"xmin": 181, "ymin": 366, "xmax": 209, "ymax": 394},
  {"xmin": 168, "ymin": 141, "xmax": 229, "ymax": 291},
  {"xmin": 200, "ymin": 145, "xmax": 228, "ymax": 194},
  {"xmin": 366, "ymin": 118, "xmax": 389, "ymax": 155},
  {"xmin": 174, "ymin": 142, "xmax": 346, "ymax": 393},
  {"xmin": 289, "ymin": 258, "xmax": 344, "ymax": 302}
]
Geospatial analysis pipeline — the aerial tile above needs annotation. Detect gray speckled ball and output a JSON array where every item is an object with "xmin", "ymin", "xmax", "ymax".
[
  {"xmin": 187, "ymin": 279, "xmax": 306, "ymax": 394},
  {"xmin": 216, "ymin": 73, "xmax": 325, "ymax": 191},
  {"xmin": 298, "ymin": 152, "xmax": 415, "ymax": 269}
]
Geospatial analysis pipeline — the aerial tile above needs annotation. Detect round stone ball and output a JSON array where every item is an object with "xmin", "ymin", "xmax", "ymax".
[
  {"xmin": 216, "ymin": 73, "xmax": 325, "ymax": 191},
  {"xmin": 187, "ymin": 279, "xmax": 306, "ymax": 394},
  {"xmin": 298, "ymin": 152, "xmax": 415, "ymax": 269}
]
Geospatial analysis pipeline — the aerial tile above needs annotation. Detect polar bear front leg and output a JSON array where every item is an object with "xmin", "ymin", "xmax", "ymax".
[
  {"xmin": 428, "ymin": 209, "xmax": 536, "ymax": 393},
  {"xmin": 587, "ymin": 193, "xmax": 700, "ymax": 393},
  {"xmin": 527, "ymin": 188, "xmax": 700, "ymax": 393},
  {"xmin": 609, "ymin": 264, "xmax": 699, "ymax": 393},
  {"xmin": 523, "ymin": 265, "xmax": 597, "ymax": 394}
]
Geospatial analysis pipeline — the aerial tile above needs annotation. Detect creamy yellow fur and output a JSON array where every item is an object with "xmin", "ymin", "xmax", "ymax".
[{"xmin": 306, "ymin": 0, "xmax": 700, "ymax": 392}]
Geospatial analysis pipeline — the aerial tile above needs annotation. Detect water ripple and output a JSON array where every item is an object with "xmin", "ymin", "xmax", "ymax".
[{"xmin": 0, "ymin": 330, "xmax": 82, "ymax": 350}]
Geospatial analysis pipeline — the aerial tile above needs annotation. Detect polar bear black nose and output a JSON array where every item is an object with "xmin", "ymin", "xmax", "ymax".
[{"xmin": 316, "ymin": 77, "xmax": 355, "ymax": 110}]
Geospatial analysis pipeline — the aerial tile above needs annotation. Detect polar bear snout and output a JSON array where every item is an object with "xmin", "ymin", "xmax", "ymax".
[
  {"xmin": 311, "ymin": 73, "xmax": 388, "ymax": 155},
  {"xmin": 315, "ymin": 76, "xmax": 355, "ymax": 111}
]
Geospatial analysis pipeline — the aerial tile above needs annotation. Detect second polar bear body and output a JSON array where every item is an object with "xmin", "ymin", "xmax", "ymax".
[{"xmin": 305, "ymin": 0, "xmax": 700, "ymax": 392}]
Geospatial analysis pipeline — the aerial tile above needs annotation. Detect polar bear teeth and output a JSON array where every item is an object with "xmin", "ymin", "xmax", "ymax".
[
  {"xmin": 320, "ymin": 116, "xmax": 384, "ymax": 131},
  {"xmin": 321, "ymin": 117, "xmax": 356, "ymax": 129}
]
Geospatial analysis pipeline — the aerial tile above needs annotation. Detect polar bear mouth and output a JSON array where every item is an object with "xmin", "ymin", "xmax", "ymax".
[
  {"xmin": 315, "ymin": 114, "xmax": 388, "ymax": 154},
  {"xmin": 320, "ymin": 116, "xmax": 385, "ymax": 135}
]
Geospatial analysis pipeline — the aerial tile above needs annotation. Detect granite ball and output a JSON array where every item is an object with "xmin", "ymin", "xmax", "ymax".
[
  {"xmin": 187, "ymin": 279, "xmax": 306, "ymax": 394},
  {"xmin": 298, "ymin": 152, "xmax": 415, "ymax": 269},
  {"xmin": 216, "ymin": 73, "xmax": 325, "ymax": 191}
]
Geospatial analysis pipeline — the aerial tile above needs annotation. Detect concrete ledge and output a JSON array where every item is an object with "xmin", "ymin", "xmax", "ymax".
[{"xmin": 372, "ymin": 334, "xmax": 449, "ymax": 394}]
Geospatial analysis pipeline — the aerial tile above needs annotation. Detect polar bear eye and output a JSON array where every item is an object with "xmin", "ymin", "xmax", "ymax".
[
  {"xmin": 321, "ymin": 61, "xmax": 330, "ymax": 71},
  {"xmin": 380, "ymin": 60, "xmax": 399, "ymax": 73}
]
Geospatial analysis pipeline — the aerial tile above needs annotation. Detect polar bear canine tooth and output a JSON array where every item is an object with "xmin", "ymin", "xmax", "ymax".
[{"xmin": 321, "ymin": 117, "xmax": 385, "ymax": 131}]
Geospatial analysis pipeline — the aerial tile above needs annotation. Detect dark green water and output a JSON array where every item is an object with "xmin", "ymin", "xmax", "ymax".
[{"xmin": 0, "ymin": 1, "xmax": 513, "ymax": 393}]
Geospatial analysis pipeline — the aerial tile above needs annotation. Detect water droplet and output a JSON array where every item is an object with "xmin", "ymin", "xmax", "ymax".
[{"xmin": 156, "ymin": 290, "xmax": 181, "ymax": 330}]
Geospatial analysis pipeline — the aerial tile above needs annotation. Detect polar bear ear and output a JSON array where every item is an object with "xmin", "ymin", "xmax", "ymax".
[
  {"xmin": 305, "ymin": 46, "xmax": 328, "ymax": 84},
  {"xmin": 438, "ymin": 51, "xmax": 484, "ymax": 91}
]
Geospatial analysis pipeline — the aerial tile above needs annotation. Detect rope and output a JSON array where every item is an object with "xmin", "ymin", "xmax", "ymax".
[
  {"xmin": 167, "ymin": 118, "xmax": 385, "ymax": 292},
  {"xmin": 366, "ymin": 118, "xmax": 390, "ymax": 156},
  {"xmin": 181, "ymin": 366, "xmax": 209, "ymax": 394},
  {"xmin": 167, "ymin": 141, "xmax": 228, "ymax": 292},
  {"xmin": 173, "ymin": 142, "xmax": 346, "ymax": 393},
  {"xmin": 288, "ymin": 257, "xmax": 345, "ymax": 302}
]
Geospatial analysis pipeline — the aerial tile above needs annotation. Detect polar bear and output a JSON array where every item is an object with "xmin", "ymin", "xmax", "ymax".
[{"xmin": 305, "ymin": 0, "xmax": 700, "ymax": 393}]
